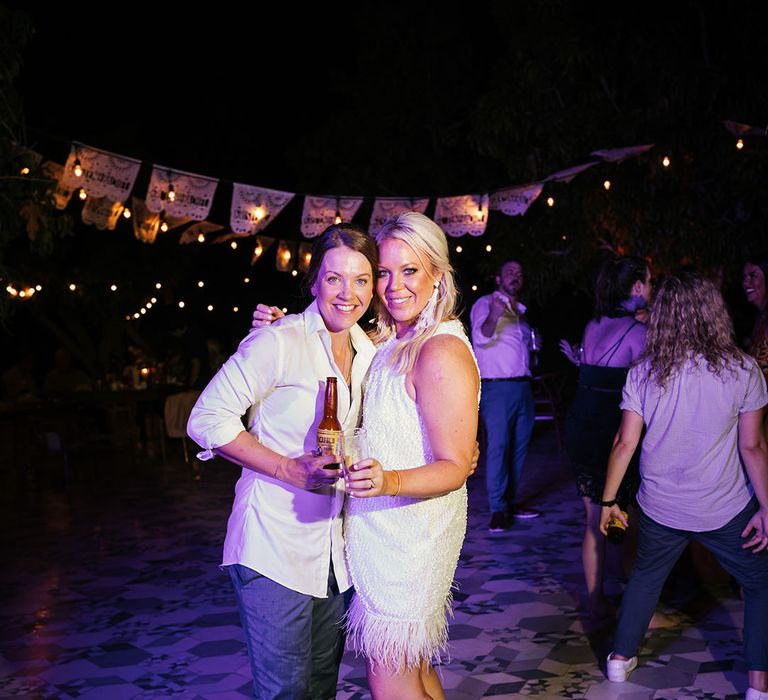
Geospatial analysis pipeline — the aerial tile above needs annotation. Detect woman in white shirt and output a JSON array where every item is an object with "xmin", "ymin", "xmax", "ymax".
[{"xmin": 187, "ymin": 223, "xmax": 379, "ymax": 700}]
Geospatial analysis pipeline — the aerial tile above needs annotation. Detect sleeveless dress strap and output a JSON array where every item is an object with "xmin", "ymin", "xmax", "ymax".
[{"xmin": 595, "ymin": 321, "xmax": 640, "ymax": 366}]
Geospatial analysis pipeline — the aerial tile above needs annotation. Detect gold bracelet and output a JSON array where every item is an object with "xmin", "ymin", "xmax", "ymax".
[{"xmin": 392, "ymin": 469, "xmax": 402, "ymax": 497}]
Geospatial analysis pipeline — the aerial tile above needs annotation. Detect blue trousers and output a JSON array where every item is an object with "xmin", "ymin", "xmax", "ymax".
[
  {"xmin": 614, "ymin": 501, "xmax": 768, "ymax": 670},
  {"xmin": 480, "ymin": 380, "xmax": 535, "ymax": 513},
  {"xmin": 228, "ymin": 563, "xmax": 351, "ymax": 699}
]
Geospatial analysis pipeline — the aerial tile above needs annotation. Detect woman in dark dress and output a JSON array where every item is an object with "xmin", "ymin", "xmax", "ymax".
[{"xmin": 561, "ymin": 257, "xmax": 651, "ymax": 621}]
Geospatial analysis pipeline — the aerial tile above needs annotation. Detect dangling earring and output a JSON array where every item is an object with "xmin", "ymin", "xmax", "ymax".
[{"xmin": 413, "ymin": 280, "xmax": 441, "ymax": 334}]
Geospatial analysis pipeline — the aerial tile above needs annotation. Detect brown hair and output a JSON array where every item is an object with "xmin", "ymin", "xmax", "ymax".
[
  {"xmin": 642, "ymin": 272, "xmax": 748, "ymax": 388},
  {"xmin": 304, "ymin": 223, "xmax": 378, "ymax": 294}
]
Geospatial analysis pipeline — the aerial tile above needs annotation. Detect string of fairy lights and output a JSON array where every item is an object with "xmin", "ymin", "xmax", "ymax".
[{"xmin": 6, "ymin": 131, "xmax": 752, "ymax": 322}]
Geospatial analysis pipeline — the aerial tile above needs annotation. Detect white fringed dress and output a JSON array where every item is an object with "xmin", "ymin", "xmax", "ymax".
[{"xmin": 344, "ymin": 320, "xmax": 478, "ymax": 670}]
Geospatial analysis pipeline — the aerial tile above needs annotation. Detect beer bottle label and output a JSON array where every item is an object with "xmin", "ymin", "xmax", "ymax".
[{"xmin": 317, "ymin": 429, "xmax": 342, "ymax": 457}]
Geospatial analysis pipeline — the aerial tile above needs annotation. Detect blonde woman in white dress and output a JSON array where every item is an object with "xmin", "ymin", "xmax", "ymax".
[{"xmin": 254, "ymin": 212, "xmax": 479, "ymax": 699}]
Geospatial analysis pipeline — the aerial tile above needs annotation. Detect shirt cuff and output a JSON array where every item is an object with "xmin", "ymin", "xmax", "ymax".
[{"xmin": 190, "ymin": 422, "xmax": 245, "ymax": 461}]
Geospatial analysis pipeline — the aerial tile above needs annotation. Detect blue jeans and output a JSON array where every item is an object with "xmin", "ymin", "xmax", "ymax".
[
  {"xmin": 614, "ymin": 501, "xmax": 768, "ymax": 670},
  {"xmin": 228, "ymin": 563, "xmax": 351, "ymax": 699},
  {"xmin": 480, "ymin": 380, "xmax": 535, "ymax": 513}
]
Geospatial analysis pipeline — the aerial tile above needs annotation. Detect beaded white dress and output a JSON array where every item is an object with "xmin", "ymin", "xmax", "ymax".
[{"xmin": 344, "ymin": 320, "xmax": 479, "ymax": 670}]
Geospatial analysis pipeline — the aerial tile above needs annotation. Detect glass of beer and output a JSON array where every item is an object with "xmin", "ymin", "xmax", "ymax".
[{"xmin": 342, "ymin": 428, "xmax": 369, "ymax": 475}]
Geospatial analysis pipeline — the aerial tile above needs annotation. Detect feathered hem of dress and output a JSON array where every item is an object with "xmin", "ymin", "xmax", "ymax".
[{"xmin": 343, "ymin": 592, "xmax": 454, "ymax": 673}]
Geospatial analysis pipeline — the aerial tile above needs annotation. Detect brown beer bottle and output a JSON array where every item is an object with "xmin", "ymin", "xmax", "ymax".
[
  {"xmin": 606, "ymin": 510, "xmax": 629, "ymax": 544},
  {"xmin": 317, "ymin": 377, "xmax": 342, "ymax": 470}
]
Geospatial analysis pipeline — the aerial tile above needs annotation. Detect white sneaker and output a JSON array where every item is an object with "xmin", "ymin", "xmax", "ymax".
[
  {"xmin": 746, "ymin": 689, "xmax": 768, "ymax": 700},
  {"xmin": 606, "ymin": 653, "xmax": 637, "ymax": 682}
]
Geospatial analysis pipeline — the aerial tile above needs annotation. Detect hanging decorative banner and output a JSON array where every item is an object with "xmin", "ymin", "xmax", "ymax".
[
  {"xmin": 298, "ymin": 242, "xmax": 313, "ymax": 272},
  {"xmin": 368, "ymin": 198, "xmax": 429, "ymax": 233},
  {"xmin": 132, "ymin": 198, "xmax": 161, "ymax": 244},
  {"xmin": 300, "ymin": 196, "xmax": 364, "ymax": 238},
  {"xmin": 544, "ymin": 162, "xmax": 599, "ymax": 183},
  {"xmin": 276, "ymin": 240, "xmax": 296, "ymax": 271},
  {"xmin": 251, "ymin": 236, "xmax": 275, "ymax": 265},
  {"xmin": 231, "ymin": 183, "xmax": 295, "ymax": 234},
  {"xmin": 489, "ymin": 183, "xmax": 543, "ymax": 216},
  {"xmin": 722, "ymin": 120, "xmax": 765, "ymax": 137},
  {"xmin": 434, "ymin": 194, "xmax": 489, "ymax": 237},
  {"xmin": 179, "ymin": 221, "xmax": 225, "ymax": 244},
  {"xmin": 42, "ymin": 161, "xmax": 76, "ymax": 210},
  {"xmin": 146, "ymin": 165, "xmax": 218, "ymax": 221},
  {"xmin": 81, "ymin": 197, "xmax": 124, "ymax": 231},
  {"xmin": 62, "ymin": 142, "xmax": 141, "ymax": 202},
  {"xmin": 591, "ymin": 144, "xmax": 654, "ymax": 162}
]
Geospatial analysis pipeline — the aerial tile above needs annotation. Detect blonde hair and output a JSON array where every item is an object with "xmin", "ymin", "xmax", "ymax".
[
  {"xmin": 371, "ymin": 212, "xmax": 460, "ymax": 374},
  {"xmin": 642, "ymin": 272, "xmax": 748, "ymax": 388}
]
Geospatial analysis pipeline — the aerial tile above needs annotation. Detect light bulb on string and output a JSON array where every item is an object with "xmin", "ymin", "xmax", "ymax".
[
  {"xmin": 155, "ymin": 282, "xmax": 162, "ymax": 290},
  {"xmin": 125, "ymin": 315, "xmax": 131, "ymax": 321},
  {"xmin": 110, "ymin": 284, "xmax": 117, "ymax": 292},
  {"xmin": 20, "ymin": 167, "xmax": 30, "ymax": 176},
  {"xmin": 73, "ymin": 158, "xmax": 83, "ymax": 177},
  {"xmin": 662, "ymin": 156, "xmax": 670, "ymax": 168},
  {"xmin": 291, "ymin": 270, "xmax": 298, "ymax": 277},
  {"xmin": 456, "ymin": 246, "xmax": 463, "ymax": 253},
  {"xmin": 198, "ymin": 280, "xmax": 205, "ymax": 288},
  {"xmin": 140, "ymin": 308, "xmax": 146, "ymax": 315},
  {"xmin": 68, "ymin": 283, "xmax": 77, "ymax": 292},
  {"xmin": 35, "ymin": 285, "xmax": 42, "ymax": 291},
  {"xmin": 6, "ymin": 285, "xmax": 17, "ymax": 297},
  {"xmin": 485, "ymin": 244, "xmax": 492, "ymax": 253},
  {"xmin": 603, "ymin": 180, "xmax": 611, "ymax": 190},
  {"xmin": 233, "ymin": 306, "xmax": 239, "ymax": 313},
  {"xmin": 282, "ymin": 308, "xmax": 288, "ymax": 313},
  {"xmin": 243, "ymin": 277, "xmax": 250, "ymax": 284},
  {"xmin": 146, "ymin": 302, "xmax": 152, "ymax": 309},
  {"xmin": 150, "ymin": 297, "xmax": 157, "ymax": 304},
  {"xmin": 167, "ymin": 184, "xmax": 176, "ymax": 203},
  {"xmin": 334, "ymin": 209, "xmax": 342, "ymax": 225},
  {"xmin": 737, "ymin": 139, "xmax": 744, "ymax": 150},
  {"xmin": 197, "ymin": 233, "xmax": 205, "ymax": 243},
  {"xmin": 230, "ymin": 241, "xmax": 238, "ymax": 250},
  {"xmin": 19, "ymin": 290, "xmax": 26, "ymax": 298},
  {"xmin": 178, "ymin": 301, "xmax": 185, "ymax": 309},
  {"xmin": 471, "ymin": 285, "xmax": 478, "ymax": 291},
  {"xmin": 133, "ymin": 313, "xmax": 140, "ymax": 319},
  {"xmin": 547, "ymin": 196, "xmax": 555, "ymax": 207},
  {"xmin": 207, "ymin": 305, "xmax": 214, "ymax": 312},
  {"xmin": 159, "ymin": 214, "xmax": 169, "ymax": 233},
  {"xmin": 79, "ymin": 188, "xmax": 87, "ymax": 201},
  {"xmin": 123, "ymin": 207, "xmax": 132, "ymax": 219},
  {"xmin": 254, "ymin": 206, "xmax": 266, "ymax": 221},
  {"xmin": 474, "ymin": 202, "xmax": 485, "ymax": 221}
]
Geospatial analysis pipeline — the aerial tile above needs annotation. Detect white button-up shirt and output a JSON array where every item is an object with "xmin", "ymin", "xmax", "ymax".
[
  {"xmin": 187, "ymin": 301, "xmax": 376, "ymax": 597},
  {"xmin": 470, "ymin": 293, "xmax": 532, "ymax": 379}
]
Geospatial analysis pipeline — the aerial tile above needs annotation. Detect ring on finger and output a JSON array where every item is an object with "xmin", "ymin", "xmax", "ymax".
[{"xmin": 369, "ymin": 478, "xmax": 374, "ymax": 490}]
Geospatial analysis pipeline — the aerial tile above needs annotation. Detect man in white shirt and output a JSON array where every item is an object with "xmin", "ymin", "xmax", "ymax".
[{"xmin": 470, "ymin": 260, "xmax": 539, "ymax": 532}]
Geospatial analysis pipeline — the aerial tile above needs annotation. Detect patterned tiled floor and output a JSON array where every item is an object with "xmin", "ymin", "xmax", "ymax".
[{"xmin": 0, "ymin": 426, "xmax": 755, "ymax": 699}]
